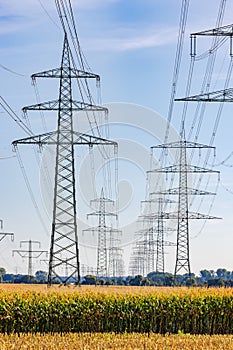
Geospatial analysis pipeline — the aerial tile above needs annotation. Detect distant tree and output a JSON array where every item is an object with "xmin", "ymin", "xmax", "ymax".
[
  {"xmin": 0, "ymin": 267, "xmax": 6, "ymax": 283},
  {"xmin": 115, "ymin": 277, "xmax": 126, "ymax": 286},
  {"xmin": 82, "ymin": 275, "xmax": 97, "ymax": 285},
  {"xmin": 129, "ymin": 275, "xmax": 144, "ymax": 286},
  {"xmin": 226, "ymin": 271, "xmax": 231, "ymax": 281},
  {"xmin": 164, "ymin": 274, "xmax": 175, "ymax": 286},
  {"xmin": 185, "ymin": 277, "xmax": 197, "ymax": 287},
  {"xmin": 97, "ymin": 278, "xmax": 106, "ymax": 286},
  {"xmin": 105, "ymin": 279, "xmax": 114, "ymax": 286},
  {"xmin": 207, "ymin": 278, "xmax": 224, "ymax": 287},
  {"xmin": 35, "ymin": 270, "xmax": 48, "ymax": 283},
  {"xmin": 216, "ymin": 268, "xmax": 227, "ymax": 280},
  {"xmin": 0, "ymin": 267, "xmax": 6, "ymax": 275},
  {"xmin": 140, "ymin": 278, "xmax": 151, "ymax": 286},
  {"xmin": 200, "ymin": 270, "xmax": 212, "ymax": 281},
  {"xmin": 174, "ymin": 274, "xmax": 184, "ymax": 286},
  {"xmin": 14, "ymin": 275, "xmax": 36, "ymax": 284}
]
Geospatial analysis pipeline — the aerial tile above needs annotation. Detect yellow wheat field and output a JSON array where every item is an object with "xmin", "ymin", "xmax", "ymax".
[{"xmin": 0, "ymin": 333, "xmax": 233, "ymax": 350}]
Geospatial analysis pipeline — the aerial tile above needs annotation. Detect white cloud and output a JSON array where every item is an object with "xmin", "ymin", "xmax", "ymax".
[{"xmin": 85, "ymin": 27, "xmax": 178, "ymax": 52}]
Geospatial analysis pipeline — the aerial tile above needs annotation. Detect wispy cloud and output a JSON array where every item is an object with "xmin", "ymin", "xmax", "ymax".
[{"xmin": 85, "ymin": 27, "xmax": 178, "ymax": 52}]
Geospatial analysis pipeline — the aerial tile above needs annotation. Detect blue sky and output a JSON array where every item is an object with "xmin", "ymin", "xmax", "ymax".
[{"xmin": 1, "ymin": 0, "xmax": 233, "ymax": 275}]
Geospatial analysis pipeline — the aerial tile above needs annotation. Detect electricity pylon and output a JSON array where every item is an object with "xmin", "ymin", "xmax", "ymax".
[
  {"xmin": 12, "ymin": 35, "xmax": 117, "ymax": 286},
  {"xmin": 148, "ymin": 138, "xmax": 221, "ymax": 277},
  {"xmin": 175, "ymin": 23, "xmax": 233, "ymax": 104},
  {"xmin": 140, "ymin": 196, "xmax": 175, "ymax": 274},
  {"xmin": 85, "ymin": 188, "xmax": 119, "ymax": 277},
  {"xmin": 108, "ymin": 230, "xmax": 124, "ymax": 277},
  {"xmin": 13, "ymin": 240, "xmax": 47, "ymax": 278}
]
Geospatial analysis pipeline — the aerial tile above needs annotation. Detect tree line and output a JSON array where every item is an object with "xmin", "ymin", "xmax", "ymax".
[{"xmin": 1, "ymin": 267, "xmax": 233, "ymax": 286}]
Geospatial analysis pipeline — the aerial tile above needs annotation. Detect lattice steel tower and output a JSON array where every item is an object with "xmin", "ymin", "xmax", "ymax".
[
  {"xmin": 85, "ymin": 188, "xmax": 119, "ymax": 277},
  {"xmin": 173, "ymin": 23, "xmax": 233, "ymax": 276},
  {"xmin": 13, "ymin": 240, "xmax": 47, "ymax": 277},
  {"xmin": 12, "ymin": 35, "xmax": 116, "ymax": 285},
  {"xmin": 149, "ymin": 138, "xmax": 221, "ymax": 277},
  {"xmin": 108, "ymin": 231, "xmax": 124, "ymax": 277}
]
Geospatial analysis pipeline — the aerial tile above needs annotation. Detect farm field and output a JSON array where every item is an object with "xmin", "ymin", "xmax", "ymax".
[
  {"xmin": 1, "ymin": 333, "xmax": 233, "ymax": 349},
  {"xmin": 0, "ymin": 285, "xmax": 232, "ymax": 335}
]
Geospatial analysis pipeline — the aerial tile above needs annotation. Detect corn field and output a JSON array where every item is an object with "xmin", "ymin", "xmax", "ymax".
[
  {"xmin": 1, "ymin": 333, "xmax": 233, "ymax": 349},
  {"xmin": 0, "ymin": 285, "xmax": 233, "ymax": 334}
]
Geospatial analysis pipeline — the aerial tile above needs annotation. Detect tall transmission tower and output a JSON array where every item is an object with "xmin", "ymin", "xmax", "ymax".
[
  {"xmin": 108, "ymin": 230, "xmax": 124, "ymax": 277},
  {"xmin": 85, "ymin": 188, "xmax": 120, "ymax": 277},
  {"xmin": 129, "ymin": 199, "xmax": 175, "ymax": 277},
  {"xmin": 148, "ymin": 138, "xmax": 221, "ymax": 277},
  {"xmin": 140, "ymin": 196, "xmax": 176, "ymax": 274},
  {"xmin": 129, "ymin": 241, "xmax": 146, "ymax": 276},
  {"xmin": 13, "ymin": 240, "xmax": 47, "ymax": 277},
  {"xmin": 12, "ymin": 35, "xmax": 117, "ymax": 286}
]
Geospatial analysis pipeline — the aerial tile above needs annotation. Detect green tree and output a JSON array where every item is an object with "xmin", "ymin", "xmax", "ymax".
[
  {"xmin": 200, "ymin": 270, "xmax": 212, "ymax": 281},
  {"xmin": 35, "ymin": 270, "xmax": 48, "ymax": 283},
  {"xmin": 207, "ymin": 278, "xmax": 225, "ymax": 287},
  {"xmin": 216, "ymin": 268, "xmax": 227, "ymax": 280},
  {"xmin": 0, "ymin": 267, "xmax": 6, "ymax": 283},
  {"xmin": 185, "ymin": 277, "xmax": 197, "ymax": 287},
  {"xmin": 0, "ymin": 267, "xmax": 6, "ymax": 275},
  {"xmin": 82, "ymin": 275, "xmax": 97, "ymax": 285}
]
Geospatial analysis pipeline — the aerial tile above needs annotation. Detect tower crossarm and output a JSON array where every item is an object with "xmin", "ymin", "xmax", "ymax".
[
  {"xmin": 31, "ymin": 68, "xmax": 100, "ymax": 80},
  {"xmin": 139, "ymin": 212, "xmax": 177, "ymax": 220},
  {"xmin": 0, "ymin": 232, "xmax": 14, "ymax": 242},
  {"xmin": 72, "ymin": 132, "xmax": 117, "ymax": 146},
  {"xmin": 147, "ymin": 165, "xmax": 219, "ymax": 174},
  {"xmin": 12, "ymin": 131, "xmax": 117, "ymax": 147},
  {"xmin": 90, "ymin": 197, "xmax": 115, "ymax": 205},
  {"xmin": 175, "ymin": 88, "xmax": 233, "ymax": 102},
  {"xmin": 188, "ymin": 212, "xmax": 222, "ymax": 220},
  {"xmin": 191, "ymin": 23, "xmax": 233, "ymax": 37},
  {"xmin": 150, "ymin": 188, "xmax": 216, "ymax": 196},
  {"xmin": 141, "ymin": 198, "xmax": 175, "ymax": 204},
  {"xmin": 151, "ymin": 141, "xmax": 215, "ymax": 149},
  {"xmin": 83, "ymin": 226, "xmax": 120, "ymax": 233},
  {"xmin": 87, "ymin": 211, "xmax": 117, "ymax": 218},
  {"xmin": 140, "ymin": 211, "xmax": 221, "ymax": 220},
  {"xmin": 22, "ymin": 100, "xmax": 108, "ymax": 113},
  {"xmin": 12, "ymin": 250, "xmax": 48, "ymax": 258}
]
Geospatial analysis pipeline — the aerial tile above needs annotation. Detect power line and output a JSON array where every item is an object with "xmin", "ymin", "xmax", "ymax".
[
  {"xmin": 37, "ymin": 0, "xmax": 60, "ymax": 29},
  {"xmin": 0, "ymin": 64, "xmax": 25, "ymax": 77}
]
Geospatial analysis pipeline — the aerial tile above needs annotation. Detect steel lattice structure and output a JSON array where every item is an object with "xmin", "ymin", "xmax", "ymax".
[
  {"xmin": 149, "ymin": 140, "xmax": 221, "ymax": 277},
  {"xmin": 85, "ymin": 189, "xmax": 121, "ymax": 278},
  {"xmin": 140, "ymin": 197, "xmax": 175, "ymax": 274},
  {"xmin": 12, "ymin": 36, "xmax": 117, "ymax": 285},
  {"xmin": 108, "ymin": 230, "xmax": 124, "ymax": 277},
  {"xmin": 13, "ymin": 240, "xmax": 47, "ymax": 277},
  {"xmin": 130, "ymin": 197, "xmax": 175, "ymax": 277}
]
